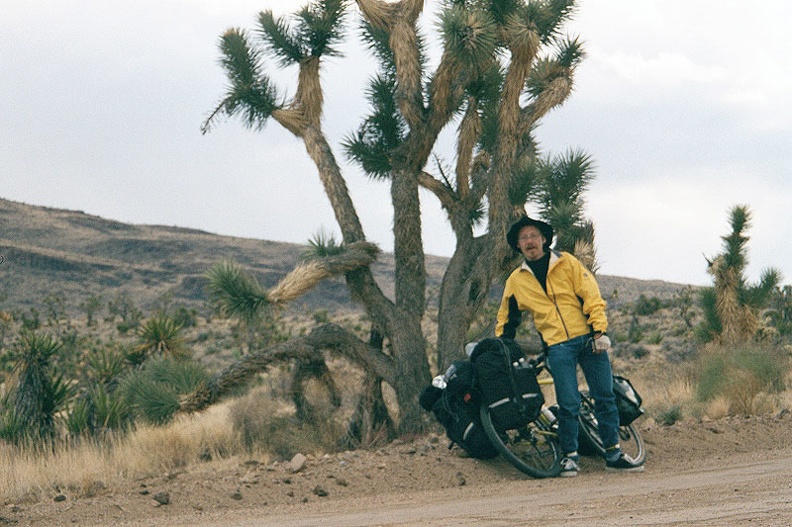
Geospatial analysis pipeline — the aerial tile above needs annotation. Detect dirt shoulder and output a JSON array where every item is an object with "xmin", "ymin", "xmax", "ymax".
[{"xmin": 6, "ymin": 412, "xmax": 792, "ymax": 526}]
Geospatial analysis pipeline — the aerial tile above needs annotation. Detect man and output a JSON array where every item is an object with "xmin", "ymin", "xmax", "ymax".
[{"xmin": 495, "ymin": 216, "xmax": 644, "ymax": 476}]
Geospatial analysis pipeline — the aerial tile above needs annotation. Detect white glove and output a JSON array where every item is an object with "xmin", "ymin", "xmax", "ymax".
[{"xmin": 594, "ymin": 334, "xmax": 611, "ymax": 353}]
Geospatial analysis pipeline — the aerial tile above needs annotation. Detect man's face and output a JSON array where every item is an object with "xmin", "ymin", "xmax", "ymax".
[{"xmin": 517, "ymin": 225, "xmax": 546, "ymax": 261}]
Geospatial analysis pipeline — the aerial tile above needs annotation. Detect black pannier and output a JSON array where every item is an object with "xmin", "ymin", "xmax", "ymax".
[
  {"xmin": 470, "ymin": 338, "xmax": 544, "ymax": 431},
  {"xmin": 419, "ymin": 360, "xmax": 498, "ymax": 459},
  {"xmin": 612, "ymin": 375, "xmax": 644, "ymax": 426}
]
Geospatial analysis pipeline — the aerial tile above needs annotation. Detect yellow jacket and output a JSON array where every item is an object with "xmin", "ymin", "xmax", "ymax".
[{"xmin": 495, "ymin": 251, "xmax": 608, "ymax": 346}]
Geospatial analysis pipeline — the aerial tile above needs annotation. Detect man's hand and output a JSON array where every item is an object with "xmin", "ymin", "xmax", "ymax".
[{"xmin": 594, "ymin": 334, "xmax": 611, "ymax": 353}]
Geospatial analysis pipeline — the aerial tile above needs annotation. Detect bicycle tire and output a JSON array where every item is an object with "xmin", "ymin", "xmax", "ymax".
[
  {"xmin": 577, "ymin": 390, "xmax": 646, "ymax": 464},
  {"xmin": 479, "ymin": 404, "xmax": 561, "ymax": 478}
]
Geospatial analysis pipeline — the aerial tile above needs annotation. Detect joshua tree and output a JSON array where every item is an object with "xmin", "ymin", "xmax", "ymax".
[
  {"xmin": 700, "ymin": 205, "xmax": 781, "ymax": 344},
  {"xmin": 201, "ymin": 0, "xmax": 593, "ymax": 434}
]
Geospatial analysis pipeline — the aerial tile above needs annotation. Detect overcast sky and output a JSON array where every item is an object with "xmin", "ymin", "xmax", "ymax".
[{"xmin": 2, "ymin": 0, "xmax": 790, "ymax": 287}]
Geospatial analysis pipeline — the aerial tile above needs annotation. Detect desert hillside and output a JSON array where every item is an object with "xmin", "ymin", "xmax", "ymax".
[{"xmin": 0, "ymin": 198, "xmax": 688, "ymax": 318}]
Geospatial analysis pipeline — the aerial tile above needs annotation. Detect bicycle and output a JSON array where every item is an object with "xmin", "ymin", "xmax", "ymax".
[{"xmin": 478, "ymin": 351, "xmax": 645, "ymax": 478}]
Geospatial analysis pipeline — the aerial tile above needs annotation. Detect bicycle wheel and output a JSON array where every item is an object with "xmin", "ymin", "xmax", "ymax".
[
  {"xmin": 577, "ymin": 390, "xmax": 646, "ymax": 464},
  {"xmin": 479, "ymin": 404, "xmax": 561, "ymax": 478}
]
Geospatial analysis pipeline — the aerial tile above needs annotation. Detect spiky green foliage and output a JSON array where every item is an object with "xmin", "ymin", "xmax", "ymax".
[
  {"xmin": 66, "ymin": 384, "xmax": 133, "ymax": 438},
  {"xmin": 306, "ymin": 228, "xmax": 345, "ymax": 258},
  {"xmin": 343, "ymin": 73, "xmax": 405, "ymax": 179},
  {"xmin": 206, "ymin": 261, "xmax": 269, "ymax": 326},
  {"xmin": 743, "ymin": 268, "xmax": 782, "ymax": 310},
  {"xmin": 202, "ymin": 29, "xmax": 280, "ymax": 134},
  {"xmin": 258, "ymin": 0, "xmax": 346, "ymax": 65},
  {"xmin": 538, "ymin": 149, "xmax": 594, "ymax": 211},
  {"xmin": 0, "ymin": 332, "xmax": 73, "ymax": 444},
  {"xmin": 532, "ymin": 0, "xmax": 577, "ymax": 43},
  {"xmin": 698, "ymin": 205, "xmax": 782, "ymax": 343},
  {"xmin": 509, "ymin": 148, "xmax": 596, "ymax": 256},
  {"xmin": 119, "ymin": 357, "xmax": 210, "ymax": 425},
  {"xmin": 131, "ymin": 313, "xmax": 187, "ymax": 363},
  {"xmin": 439, "ymin": 6, "xmax": 499, "ymax": 65},
  {"xmin": 357, "ymin": 17, "xmax": 396, "ymax": 69},
  {"xmin": 65, "ymin": 345, "xmax": 135, "ymax": 438},
  {"xmin": 508, "ymin": 154, "xmax": 541, "ymax": 207},
  {"xmin": 85, "ymin": 346, "xmax": 127, "ymax": 386},
  {"xmin": 696, "ymin": 287, "xmax": 722, "ymax": 343},
  {"xmin": 203, "ymin": 1, "xmax": 346, "ymax": 134},
  {"xmin": 722, "ymin": 205, "xmax": 750, "ymax": 271}
]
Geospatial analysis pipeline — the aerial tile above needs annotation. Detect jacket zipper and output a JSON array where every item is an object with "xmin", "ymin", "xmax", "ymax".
[{"xmin": 546, "ymin": 279, "xmax": 571, "ymax": 340}]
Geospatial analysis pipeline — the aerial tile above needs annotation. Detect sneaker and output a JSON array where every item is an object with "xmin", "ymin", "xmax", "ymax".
[
  {"xmin": 559, "ymin": 457, "xmax": 580, "ymax": 477},
  {"xmin": 605, "ymin": 453, "xmax": 645, "ymax": 473}
]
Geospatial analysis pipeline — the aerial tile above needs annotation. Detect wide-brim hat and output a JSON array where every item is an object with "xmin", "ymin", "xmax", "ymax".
[{"xmin": 506, "ymin": 216, "xmax": 553, "ymax": 252}]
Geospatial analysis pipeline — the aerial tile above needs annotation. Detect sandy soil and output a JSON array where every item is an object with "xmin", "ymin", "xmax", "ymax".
[{"xmin": 5, "ymin": 412, "xmax": 792, "ymax": 527}]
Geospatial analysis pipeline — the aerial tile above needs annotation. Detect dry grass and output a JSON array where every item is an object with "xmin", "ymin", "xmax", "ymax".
[
  {"xmin": 1, "ymin": 358, "xmax": 790, "ymax": 504},
  {"xmin": 0, "ymin": 403, "xmax": 247, "ymax": 504},
  {"xmin": 640, "ymin": 372, "xmax": 696, "ymax": 412},
  {"xmin": 628, "ymin": 350, "xmax": 791, "ymax": 423}
]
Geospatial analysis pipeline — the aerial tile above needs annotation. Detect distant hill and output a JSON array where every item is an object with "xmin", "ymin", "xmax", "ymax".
[{"xmin": 0, "ymin": 198, "xmax": 690, "ymax": 316}]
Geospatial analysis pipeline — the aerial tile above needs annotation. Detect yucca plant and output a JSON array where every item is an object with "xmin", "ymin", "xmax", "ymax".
[
  {"xmin": 65, "ymin": 388, "xmax": 132, "ymax": 439},
  {"xmin": 130, "ymin": 313, "xmax": 187, "ymax": 364},
  {"xmin": 1, "ymin": 331, "xmax": 74, "ymax": 444},
  {"xmin": 64, "ymin": 343, "xmax": 135, "ymax": 439},
  {"xmin": 65, "ymin": 396, "xmax": 92, "ymax": 437},
  {"xmin": 86, "ymin": 345, "xmax": 128, "ymax": 386}
]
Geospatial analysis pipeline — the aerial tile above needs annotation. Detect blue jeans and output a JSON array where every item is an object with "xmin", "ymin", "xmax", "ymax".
[{"xmin": 546, "ymin": 334, "xmax": 620, "ymax": 456}]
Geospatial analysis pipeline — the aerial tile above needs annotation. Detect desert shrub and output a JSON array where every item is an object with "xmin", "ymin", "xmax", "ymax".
[
  {"xmin": 627, "ymin": 319, "xmax": 643, "ymax": 343},
  {"xmin": 80, "ymin": 294, "xmax": 103, "ymax": 327},
  {"xmin": 613, "ymin": 343, "xmax": 649, "ymax": 360},
  {"xmin": 767, "ymin": 285, "xmax": 792, "ymax": 337},
  {"xmin": 695, "ymin": 343, "xmax": 789, "ymax": 415},
  {"xmin": 655, "ymin": 405, "xmax": 682, "ymax": 426},
  {"xmin": 630, "ymin": 345, "xmax": 650, "ymax": 359},
  {"xmin": 19, "ymin": 308, "xmax": 40, "ymax": 331},
  {"xmin": 171, "ymin": 306, "xmax": 199, "ymax": 329},
  {"xmin": 312, "ymin": 310, "xmax": 329, "ymax": 324},
  {"xmin": 633, "ymin": 294, "xmax": 664, "ymax": 316},
  {"xmin": 670, "ymin": 285, "xmax": 697, "ymax": 330},
  {"xmin": 42, "ymin": 291, "xmax": 68, "ymax": 331},
  {"xmin": 85, "ymin": 345, "xmax": 128, "ymax": 386},
  {"xmin": 228, "ymin": 388, "xmax": 345, "ymax": 459},
  {"xmin": 662, "ymin": 339, "xmax": 696, "ymax": 363}
]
